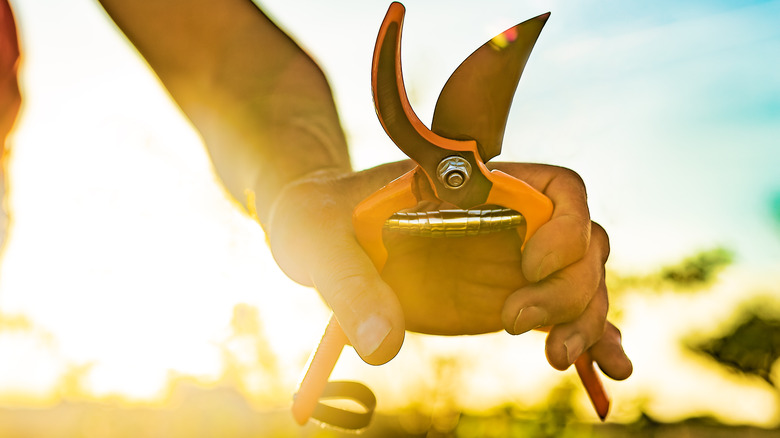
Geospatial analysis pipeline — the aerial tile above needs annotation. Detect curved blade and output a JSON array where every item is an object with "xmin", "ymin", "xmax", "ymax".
[
  {"xmin": 372, "ymin": 2, "xmax": 492, "ymax": 208},
  {"xmin": 431, "ymin": 12, "xmax": 550, "ymax": 162},
  {"xmin": 372, "ymin": 3, "xmax": 471, "ymax": 170}
]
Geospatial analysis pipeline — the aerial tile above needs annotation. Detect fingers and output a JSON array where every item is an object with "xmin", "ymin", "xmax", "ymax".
[
  {"xmin": 490, "ymin": 164, "xmax": 626, "ymax": 379},
  {"xmin": 490, "ymin": 163, "xmax": 591, "ymax": 282},
  {"xmin": 590, "ymin": 322, "xmax": 633, "ymax": 380},
  {"xmin": 522, "ymin": 166, "xmax": 591, "ymax": 282},
  {"xmin": 501, "ymin": 222, "xmax": 610, "ymax": 335},
  {"xmin": 543, "ymin": 271, "xmax": 607, "ymax": 370}
]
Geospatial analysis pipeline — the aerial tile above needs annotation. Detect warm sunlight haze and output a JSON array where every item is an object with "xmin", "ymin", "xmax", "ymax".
[{"xmin": 0, "ymin": 0, "xmax": 778, "ymax": 436}]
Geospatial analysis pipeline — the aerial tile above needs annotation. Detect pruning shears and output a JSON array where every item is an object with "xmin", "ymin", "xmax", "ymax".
[{"xmin": 292, "ymin": 2, "xmax": 609, "ymax": 429}]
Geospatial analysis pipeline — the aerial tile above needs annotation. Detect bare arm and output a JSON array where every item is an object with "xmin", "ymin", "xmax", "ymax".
[{"xmin": 97, "ymin": 0, "xmax": 351, "ymax": 226}]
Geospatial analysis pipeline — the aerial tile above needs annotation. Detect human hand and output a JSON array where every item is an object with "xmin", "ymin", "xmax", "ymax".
[
  {"xmin": 491, "ymin": 162, "xmax": 632, "ymax": 381},
  {"xmin": 267, "ymin": 161, "xmax": 631, "ymax": 381}
]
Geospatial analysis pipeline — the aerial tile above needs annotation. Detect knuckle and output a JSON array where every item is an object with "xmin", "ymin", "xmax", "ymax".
[
  {"xmin": 551, "ymin": 166, "xmax": 587, "ymax": 197},
  {"xmin": 591, "ymin": 221, "xmax": 611, "ymax": 261},
  {"xmin": 319, "ymin": 266, "xmax": 372, "ymax": 309},
  {"xmin": 575, "ymin": 216, "xmax": 592, "ymax": 254},
  {"xmin": 557, "ymin": 166, "xmax": 586, "ymax": 187},
  {"xmin": 591, "ymin": 319, "xmax": 608, "ymax": 344},
  {"xmin": 553, "ymin": 213, "xmax": 591, "ymax": 259},
  {"xmin": 552, "ymin": 275, "xmax": 592, "ymax": 321},
  {"xmin": 592, "ymin": 299, "xmax": 609, "ymax": 337},
  {"xmin": 568, "ymin": 263, "xmax": 602, "ymax": 309},
  {"xmin": 606, "ymin": 322, "xmax": 623, "ymax": 342}
]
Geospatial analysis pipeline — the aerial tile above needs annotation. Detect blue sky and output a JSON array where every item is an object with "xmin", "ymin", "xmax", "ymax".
[{"xmin": 254, "ymin": 0, "xmax": 780, "ymax": 270}]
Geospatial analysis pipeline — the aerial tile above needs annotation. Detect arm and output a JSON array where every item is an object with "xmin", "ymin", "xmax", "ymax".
[{"xmin": 96, "ymin": 0, "xmax": 350, "ymax": 227}]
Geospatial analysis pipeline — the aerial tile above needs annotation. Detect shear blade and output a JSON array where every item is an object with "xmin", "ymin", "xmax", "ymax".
[{"xmin": 431, "ymin": 12, "xmax": 550, "ymax": 162}]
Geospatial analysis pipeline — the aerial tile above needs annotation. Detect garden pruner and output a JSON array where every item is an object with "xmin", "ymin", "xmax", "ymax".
[{"xmin": 292, "ymin": 2, "xmax": 610, "ymax": 429}]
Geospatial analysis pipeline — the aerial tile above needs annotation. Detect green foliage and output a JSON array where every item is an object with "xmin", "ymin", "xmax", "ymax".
[
  {"xmin": 452, "ymin": 381, "xmax": 594, "ymax": 438},
  {"xmin": 659, "ymin": 247, "xmax": 734, "ymax": 287},
  {"xmin": 528, "ymin": 382, "xmax": 583, "ymax": 438},
  {"xmin": 686, "ymin": 299, "xmax": 780, "ymax": 386},
  {"xmin": 608, "ymin": 247, "xmax": 734, "ymax": 296}
]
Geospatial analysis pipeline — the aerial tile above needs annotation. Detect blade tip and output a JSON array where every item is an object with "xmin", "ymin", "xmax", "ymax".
[{"xmin": 596, "ymin": 400, "xmax": 610, "ymax": 421}]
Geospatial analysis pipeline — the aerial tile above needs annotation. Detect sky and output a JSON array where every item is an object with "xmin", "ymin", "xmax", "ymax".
[
  {"xmin": 0, "ymin": 0, "xmax": 779, "ymax": 427},
  {"xmin": 255, "ymin": 0, "xmax": 780, "ymax": 271}
]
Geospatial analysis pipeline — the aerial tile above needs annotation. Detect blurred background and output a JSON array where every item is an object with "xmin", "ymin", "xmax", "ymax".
[{"xmin": 1, "ymin": 0, "xmax": 779, "ymax": 436}]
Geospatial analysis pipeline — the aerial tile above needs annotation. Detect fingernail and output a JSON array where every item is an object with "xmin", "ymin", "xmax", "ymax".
[
  {"xmin": 536, "ymin": 253, "xmax": 560, "ymax": 281},
  {"xmin": 564, "ymin": 334, "xmax": 585, "ymax": 365},
  {"xmin": 512, "ymin": 306, "xmax": 547, "ymax": 335},
  {"xmin": 356, "ymin": 315, "xmax": 392, "ymax": 357}
]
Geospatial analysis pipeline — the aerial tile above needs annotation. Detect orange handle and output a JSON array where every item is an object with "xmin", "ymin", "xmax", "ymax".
[
  {"xmin": 292, "ymin": 172, "xmax": 417, "ymax": 426},
  {"xmin": 352, "ymin": 170, "xmax": 419, "ymax": 271},
  {"xmin": 291, "ymin": 315, "xmax": 348, "ymax": 425},
  {"xmin": 575, "ymin": 351, "xmax": 610, "ymax": 421},
  {"xmin": 537, "ymin": 325, "xmax": 611, "ymax": 420},
  {"xmin": 484, "ymin": 168, "xmax": 553, "ymax": 249}
]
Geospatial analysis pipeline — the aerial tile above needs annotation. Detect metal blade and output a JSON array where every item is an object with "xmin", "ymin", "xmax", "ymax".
[
  {"xmin": 431, "ymin": 12, "xmax": 550, "ymax": 162},
  {"xmin": 371, "ymin": 2, "xmax": 493, "ymax": 208}
]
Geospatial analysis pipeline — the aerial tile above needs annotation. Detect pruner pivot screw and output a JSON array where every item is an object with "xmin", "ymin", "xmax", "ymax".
[{"xmin": 437, "ymin": 156, "xmax": 472, "ymax": 190}]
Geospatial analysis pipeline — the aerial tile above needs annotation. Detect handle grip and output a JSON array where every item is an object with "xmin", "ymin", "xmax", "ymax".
[
  {"xmin": 292, "ymin": 315, "xmax": 347, "ymax": 425},
  {"xmin": 292, "ymin": 172, "xmax": 417, "ymax": 429},
  {"xmin": 484, "ymin": 168, "xmax": 553, "ymax": 249},
  {"xmin": 292, "ymin": 316, "xmax": 377, "ymax": 429},
  {"xmin": 537, "ymin": 325, "xmax": 611, "ymax": 420},
  {"xmin": 574, "ymin": 351, "xmax": 610, "ymax": 420},
  {"xmin": 353, "ymin": 170, "xmax": 419, "ymax": 271}
]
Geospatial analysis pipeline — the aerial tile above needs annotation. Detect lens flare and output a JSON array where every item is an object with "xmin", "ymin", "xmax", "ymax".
[{"xmin": 490, "ymin": 27, "xmax": 517, "ymax": 49}]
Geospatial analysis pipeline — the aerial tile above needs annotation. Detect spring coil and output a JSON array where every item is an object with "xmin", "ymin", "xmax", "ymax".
[{"xmin": 384, "ymin": 207, "xmax": 524, "ymax": 237}]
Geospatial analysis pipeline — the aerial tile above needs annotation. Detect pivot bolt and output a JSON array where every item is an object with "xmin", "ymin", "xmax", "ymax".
[{"xmin": 437, "ymin": 156, "xmax": 472, "ymax": 189}]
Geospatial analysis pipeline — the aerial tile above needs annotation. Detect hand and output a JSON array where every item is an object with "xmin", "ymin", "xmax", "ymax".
[
  {"xmin": 267, "ymin": 161, "xmax": 632, "ymax": 381},
  {"xmin": 492, "ymin": 162, "xmax": 632, "ymax": 380}
]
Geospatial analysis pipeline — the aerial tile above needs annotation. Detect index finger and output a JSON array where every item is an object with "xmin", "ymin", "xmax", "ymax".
[{"xmin": 490, "ymin": 163, "xmax": 591, "ymax": 282}]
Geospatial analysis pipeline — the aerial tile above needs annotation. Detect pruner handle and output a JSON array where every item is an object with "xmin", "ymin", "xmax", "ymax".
[
  {"xmin": 292, "ymin": 315, "xmax": 377, "ymax": 430},
  {"xmin": 353, "ymin": 165, "xmax": 555, "ymax": 270},
  {"xmin": 291, "ymin": 171, "xmax": 417, "ymax": 429},
  {"xmin": 537, "ymin": 325, "xmax": 611, "ymax": 420},
  {"xmin": 574, "ymin": 350, "xmax": 611, "ymax": 421},
  {"xmin": 483, "ymin": 168, "xmax": 553, "ymax": 249},
  {"xmin": 353, "ymin": 170, "xmax": 419, "ymax": 271},
  {"xmin": 292, "ymin": 315, "xmax": 347, "ymax": 425}
]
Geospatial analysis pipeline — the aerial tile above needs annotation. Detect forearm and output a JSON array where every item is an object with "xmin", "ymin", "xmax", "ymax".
[{"xmin": 97, "ymin": 0, "xmax": 351, "ymax": 226}]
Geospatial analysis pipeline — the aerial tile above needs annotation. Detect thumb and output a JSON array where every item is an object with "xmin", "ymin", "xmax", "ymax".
[
  {"xmin": 309, "ymin": 239, "xmax": 406, "ymax": 365},
  {"xmin": 266, "ymin": 163, "xmax": 414, "ymax": 365}
]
